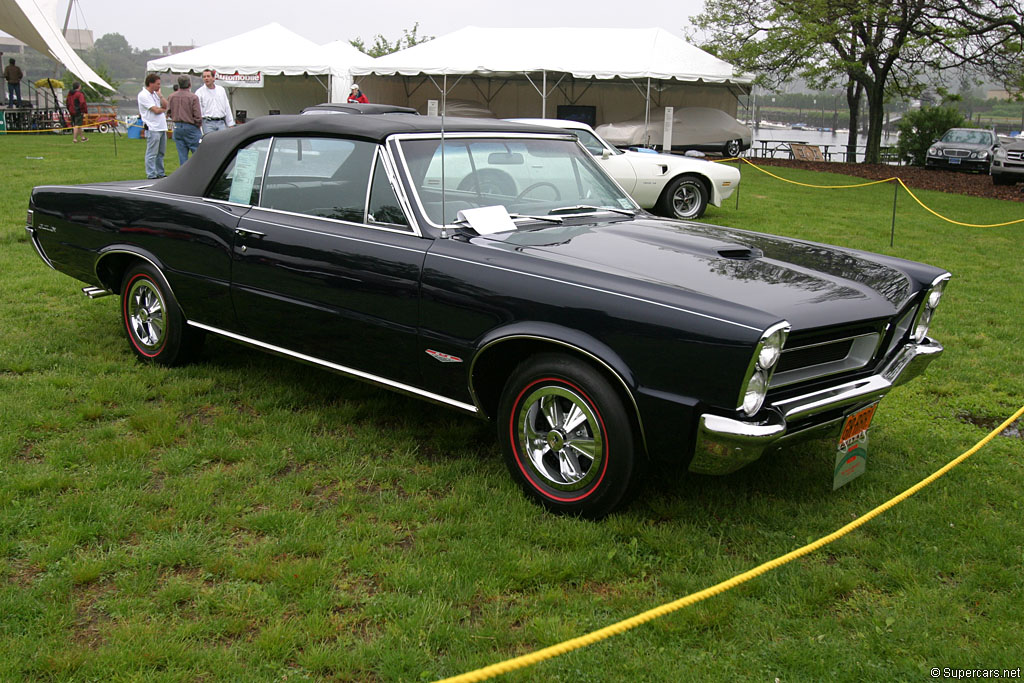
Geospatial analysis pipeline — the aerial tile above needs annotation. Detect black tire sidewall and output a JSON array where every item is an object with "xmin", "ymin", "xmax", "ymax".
[
  {"xmin": 497, "ymin": 354, "xmax": 637, "ymax": 518},
  {"xmin": 120, "ymin": 264, "xmax": 194, "ymax": 366},
  {"xmin": 660, "ymin": 175, "xmax": 708, "ymax": 220}
]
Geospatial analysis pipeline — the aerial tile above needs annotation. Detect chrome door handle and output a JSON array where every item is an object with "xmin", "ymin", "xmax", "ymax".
[{"xmin": 235, "ymin": 228, "xmax": 265, "ymax": 238}]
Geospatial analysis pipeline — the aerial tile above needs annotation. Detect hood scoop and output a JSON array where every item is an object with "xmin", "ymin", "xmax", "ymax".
[{"xmin": 716, "ymin": 246, "xmax": 763, "ymax": 261}]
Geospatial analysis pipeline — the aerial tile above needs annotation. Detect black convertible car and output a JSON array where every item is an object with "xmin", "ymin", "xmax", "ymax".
[{"xmin": 26, "ymin": 115, "xmax": 950, "ymax": 517}]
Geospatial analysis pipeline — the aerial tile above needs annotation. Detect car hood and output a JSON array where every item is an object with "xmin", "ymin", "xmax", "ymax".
[
  {"xmin": 934, "ymin": 140, "xmax": 992, "ymax": 151},
  {"xmin": 479, "ymin": 217, "xmax": 930, "ymax": 332}
]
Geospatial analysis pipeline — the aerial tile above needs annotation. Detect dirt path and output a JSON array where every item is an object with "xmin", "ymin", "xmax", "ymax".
[{"xmin": 745, "ymin": 158, "xmax": 1024, "ymax": 204}]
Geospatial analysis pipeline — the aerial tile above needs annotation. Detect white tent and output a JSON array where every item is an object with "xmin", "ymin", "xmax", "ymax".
[
  {"xmin": 350, "ymin": 27, "xmax": 751, "ymax": 125},
  {"xmin": 321, "ymin": 39, "xmax": 373, "ymax": 102},
  {"xmin": 0, "ymin": 0, "xmax": 112, "ymax": 90},
  {"xmin": 146, "ymin": 23, "xmax": 351, "ymax": 117}
]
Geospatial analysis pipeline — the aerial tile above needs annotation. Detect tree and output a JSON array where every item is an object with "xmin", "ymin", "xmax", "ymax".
[
  {"xmin": 693, "ymin": 0, "xmax": 1024, "ymax": 163},
  {"xmin": 93, "ymin": 32, "xmax": 132, "ymax": 56},
  {"xmin": 350, "ymin": 22, "xmax": 433, "ymax": 57},
  {"xmin": 896, "ymin": 106, "xmax": 967, "ymax": 165}
]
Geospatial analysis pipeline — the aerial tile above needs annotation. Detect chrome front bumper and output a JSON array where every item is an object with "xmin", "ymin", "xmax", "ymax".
[{"xmin": 689, "ymin": 339, "xmax": 943, "ymax": 475}]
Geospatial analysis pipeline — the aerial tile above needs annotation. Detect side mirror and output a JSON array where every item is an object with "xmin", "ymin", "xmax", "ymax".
[{"xmin": 601, "ymin": 148, "xmax": 611, "ymax": 160}]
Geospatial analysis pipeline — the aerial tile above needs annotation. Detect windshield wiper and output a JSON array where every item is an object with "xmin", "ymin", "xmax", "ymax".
[
  {"xmin": 547, "ymin": 205, "xmax": 637, "ymax": 217},
  {"xmin": 448, "ymin": 213, "xmax": 563, "ymax": 230},
  {"xmin": 509, "ymin": 213, "xmax": 564, "ymax": 224}
]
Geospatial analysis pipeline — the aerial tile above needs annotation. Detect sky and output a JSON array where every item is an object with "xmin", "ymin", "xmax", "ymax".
[{"xmin": 42, "ymin": 0, "xmax": 707, "ymax": 51}]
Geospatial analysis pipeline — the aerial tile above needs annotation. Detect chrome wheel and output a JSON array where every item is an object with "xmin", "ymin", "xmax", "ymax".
[
  {"xmin": 672, "ymin": 184, "xmax": 700, "ymax": 217},
  {"xmin": 127, "ymin": 278, "xmax": 166, "ymax": 349},
  {"xmin": 515, "ymin": 384, "xmax": 604, "ymax": 491},
  {"xmin": 725, "ymin": 139, "xmax": 741, "ymax": 157}
]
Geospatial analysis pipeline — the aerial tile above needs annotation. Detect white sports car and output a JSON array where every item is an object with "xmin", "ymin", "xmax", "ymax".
[{"xmin": 508, "ymin": 118, "xmax": 740, "ymax": 220}]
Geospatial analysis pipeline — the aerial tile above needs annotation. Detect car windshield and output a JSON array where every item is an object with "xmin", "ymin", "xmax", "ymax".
[
  {"xmin": 398, "ymin": 136, "xmax": 637, "ymax": 226},
  {"xmin": 941, "ymin": 130, "xmax": 993, "ymax": 145}
]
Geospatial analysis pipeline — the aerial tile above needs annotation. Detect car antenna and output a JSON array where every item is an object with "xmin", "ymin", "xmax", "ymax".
[{"xmin": 440, "ymin": 74, "xmax": 448, "ymax": 239}]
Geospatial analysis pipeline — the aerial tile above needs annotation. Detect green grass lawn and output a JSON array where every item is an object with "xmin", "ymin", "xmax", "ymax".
[{"xmin": 1, "ymin": 135, "xmax": 1022, "ymax": 681}]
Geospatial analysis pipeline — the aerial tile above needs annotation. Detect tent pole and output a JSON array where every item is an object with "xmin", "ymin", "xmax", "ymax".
[
  {"xmin": 542, "ymin": 70, "xmax": 547, "ymax": 119},
  {"xmin": 644, "ymin": 78, "xmax": 651, "ymax": 148}
]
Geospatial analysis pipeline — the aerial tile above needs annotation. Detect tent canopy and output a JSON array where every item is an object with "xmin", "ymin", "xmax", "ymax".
[
  {"xmin": 0, "ymin": 0, "xmax": 112, "ymax": 90},
  {"xmin": 351, "ymin": 26, "xmax": 752, "ymax": 85},
  {"xmin": 147, "ymin": 22, "xmax": 340, "ymax": 77}
]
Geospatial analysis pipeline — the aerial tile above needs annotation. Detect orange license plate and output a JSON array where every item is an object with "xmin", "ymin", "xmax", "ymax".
[{"xmin": 839, "ymin": 402, "xmax": 878, "ymax": 447}]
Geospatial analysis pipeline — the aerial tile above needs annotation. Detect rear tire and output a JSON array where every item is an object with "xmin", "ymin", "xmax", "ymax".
[
  {"xmin": 120, "ymin": 263, "xmax": 204, "ymax": 366},
  {"xmin": 724, "ymin": 139, "xmax": 742, "ymax": 157},
  {"xmin": 497, "ymin": 353, "xmax": 642, "ymax": 518}
]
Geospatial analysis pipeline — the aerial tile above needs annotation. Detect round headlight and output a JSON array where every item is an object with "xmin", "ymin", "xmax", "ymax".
[
  {"xmin": 974, "ymin": 151, "xmax": 989, "ymax": 160},
  {"xmin": 928, "ymin": 147, "xmax": 940, "ymax": 156},
  {"xmin": 758, "ymin": 329, "xmax": 784, "ymax": 369},
  {"xmin": 742, "ymin": 370, "xmax": 768, "ymax": 416},
  {"xmin": 913, "ymin": 307, "xmax": 934, "ymax": 342}
]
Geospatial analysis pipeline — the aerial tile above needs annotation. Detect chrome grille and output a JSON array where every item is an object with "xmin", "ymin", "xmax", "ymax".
[
  {"xmin": 770, "ymin": 332, "xmax": 881, "ymax": 388},
  {"xmin": 943, "ymin": 149, "xmax": 970, "ymax": 158},
  {"xmin": 1007, "ymin": 151, "xmax": 1023, "ymax": 162}
]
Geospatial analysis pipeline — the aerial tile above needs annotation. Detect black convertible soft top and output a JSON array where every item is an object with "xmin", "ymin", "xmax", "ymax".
[{"xmin": 153, "ymin": 114, "xmax": 565, "ymax": 197}]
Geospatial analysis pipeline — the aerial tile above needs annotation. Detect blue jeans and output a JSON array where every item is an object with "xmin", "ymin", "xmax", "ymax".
[
  {"xmin": 7, "ymin": 83, "xmax": 20, "ymax": 106},
  {"xmin": 145, "ymin": 130, "xmax": 166, "ymax": 178},
  {"xmin": 173, "ymin": 122, "xmax": 201, "ymax": 165},
  {"xmin": 202, "ymin": 118, "xmax": 228, "ymax": 136}
]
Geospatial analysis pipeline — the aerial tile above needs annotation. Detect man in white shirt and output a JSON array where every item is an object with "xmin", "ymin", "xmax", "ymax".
[
  {"xmin": 196, "ymin": 69, "xmax": 235, "ymax": 136},
  {"xmin": 137, "ymin": 73, "xmax": 168, "ymax": 179}
]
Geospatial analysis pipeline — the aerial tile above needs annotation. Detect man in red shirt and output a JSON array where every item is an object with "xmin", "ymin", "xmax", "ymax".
[
  {"xmin": 347, "ymin": 83, "xmax": 369, "ymax": 104},
  {"xmin": 66, "ymin": 82, "xmax": 88, "ymax": 142}
]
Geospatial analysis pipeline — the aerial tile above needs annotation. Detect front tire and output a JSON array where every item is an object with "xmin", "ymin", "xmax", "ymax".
[
  {"xmin": 658, "ymin": 175, "xmax": 709, "ymax": 220},
  {"xmin": 120, "ymin": 264, "xmax": 204, "ymax": 366},
  {"xmin": 724, "ymin": 139, "xmax": 742, "ymax": 157},
  {"xmin": 497, "ymin": 354, "xmax": 642, "ymax": 518}
]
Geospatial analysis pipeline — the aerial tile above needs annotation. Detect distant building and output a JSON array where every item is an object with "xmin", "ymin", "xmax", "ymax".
[
  {"xmin": 986, "ymin": 89, "xmax": 1011, "ymax": 101},
  {"xmin": 160, "ymin": 42, "xmax": 196, "ymax": 56},
  {"xmin": 0, "ymin": 34, "xmax": 27, "ymax": 54}
]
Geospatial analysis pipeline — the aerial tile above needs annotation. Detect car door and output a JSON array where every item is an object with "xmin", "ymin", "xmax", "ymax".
[
  {"xmin": 572, "ymin": 127, "xmax": 638, "ymax": 193},
  {"xmin": 228, "ymin": 136, "xmax": 429, "ymax": 387}
]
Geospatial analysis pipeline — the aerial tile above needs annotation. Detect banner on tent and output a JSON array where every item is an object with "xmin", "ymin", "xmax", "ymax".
[{"xmin": 216, "ymin": 72, "xmax": 264, "ymax": 88}]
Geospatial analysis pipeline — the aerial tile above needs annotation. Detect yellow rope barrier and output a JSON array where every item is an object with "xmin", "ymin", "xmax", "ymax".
[
  {"xmin": 718, "ymin": 157, "xmax": 1024, "ymax": 228},
  {"xmin": 439, "ymin": 404, "xmax": 1024, "ymax": 683},
  {"xmin": 2, "ymin": 118, "xmax": 118, "ymax": 134}
]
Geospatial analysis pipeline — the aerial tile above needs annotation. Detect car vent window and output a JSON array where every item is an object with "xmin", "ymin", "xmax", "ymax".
[
  {"xmin": 206, "ymin": 138, "xmax": 271, "ymax": 205},
  {"xmin": 367, "ymin": 154, "xmax": 410, "ymax": 230},
  {"xmin": 260, "ymin": 137, "xmax": 375, "ymax": 223}
]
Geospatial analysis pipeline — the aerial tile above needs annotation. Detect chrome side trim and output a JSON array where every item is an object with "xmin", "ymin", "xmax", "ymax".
[
  {"xmin": 467, "ymin": 334, "xmax": 648, "ymax": 454},
  {"xmin": 92, "ymin": 249, "xmax": 180, "ymax": 306},
  {"xmin": 430, "ymin": 252, "xmax": 761, "ymax": 332},
  {"xmin": 186, "ymin": 321, "xmax": 479, "ymax": 415}
]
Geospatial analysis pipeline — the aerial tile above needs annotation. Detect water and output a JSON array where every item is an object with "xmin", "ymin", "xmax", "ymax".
[{"xmin": 749, "ymin": 126, "xmax": 899, "ymax": 163}]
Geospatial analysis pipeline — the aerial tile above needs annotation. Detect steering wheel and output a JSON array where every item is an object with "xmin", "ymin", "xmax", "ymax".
[{"xmin": 517, "ymin": 182, "xmax": 561, "ymax": 200}]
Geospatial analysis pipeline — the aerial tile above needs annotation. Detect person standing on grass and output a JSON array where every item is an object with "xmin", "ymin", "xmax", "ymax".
[
  {"xmin": 196, "ymin": 69, "xmax": 234, "ymax": 136},
  {"xmin": 4, "ymin": 58, "xmax": 23, "ymax": 107},
  {"xmin": 138, "ymin": 73, "xmax": 168, "ymax": 179},
  {"xmin": 66, "ymin": 82, "xmax": 88, "ymax": 142},
  {"xmin": 167, "ymin": 75, "xmax": 202, "ymax": 165}
]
